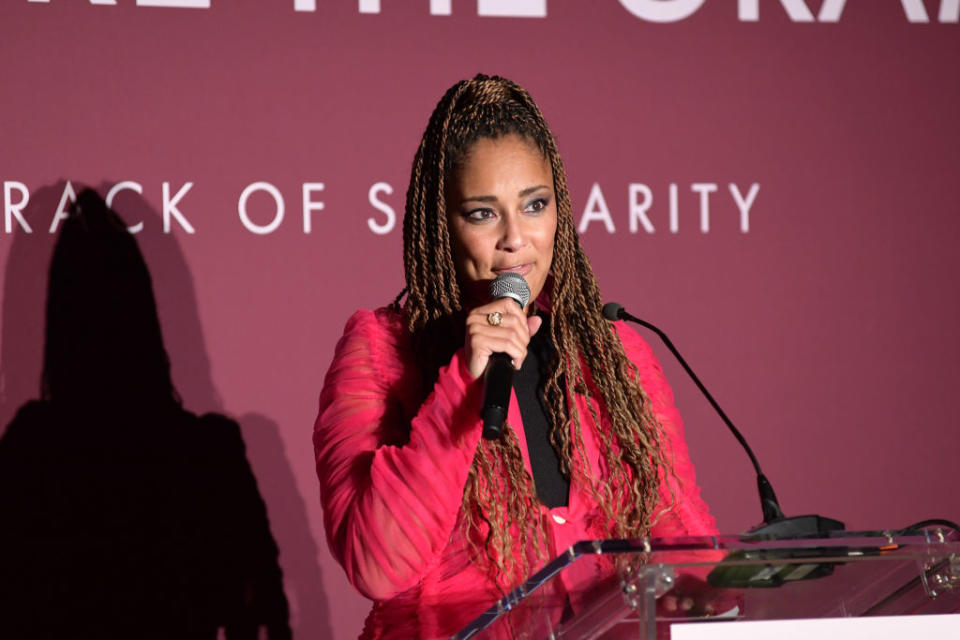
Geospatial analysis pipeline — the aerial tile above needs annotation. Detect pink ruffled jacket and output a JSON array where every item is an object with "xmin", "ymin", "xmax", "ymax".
[{"xmin": 314, "ymin": 307, "xmax": 717, "ymax": 639}]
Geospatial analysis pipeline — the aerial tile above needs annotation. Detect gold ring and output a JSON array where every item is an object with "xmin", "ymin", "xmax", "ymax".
[{"xmin": 487, "ymin": 311, "xmax": 502, "ymax": 327}]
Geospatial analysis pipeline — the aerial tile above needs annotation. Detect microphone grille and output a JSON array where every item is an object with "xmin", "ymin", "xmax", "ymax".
[{"xmin": 489, "ymin": 273, "xmax": 530, "ymax": 308}]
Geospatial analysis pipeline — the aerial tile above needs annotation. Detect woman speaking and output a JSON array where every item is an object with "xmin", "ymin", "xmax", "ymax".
[{"xmin": 314, "ymin": 74, "xmax": 717, "ymax": 639}]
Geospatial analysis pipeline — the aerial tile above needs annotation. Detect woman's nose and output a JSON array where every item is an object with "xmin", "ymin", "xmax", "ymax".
[{"xmin": 496, "ymin": 213, "xmax": 524, "ymax": 252}]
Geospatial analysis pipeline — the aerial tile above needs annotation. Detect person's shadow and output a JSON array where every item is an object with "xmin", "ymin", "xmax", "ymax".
[
  {"xmin": 0, "ymin": 182, "xmax": 219, "ymax": 436},
  {"xmin": 238, "ymin": 412, "xmax": 331, "ymax": 639},
  {"xmin": 0, "ymin": 187, "xmax": 308, "ymax": 638}
]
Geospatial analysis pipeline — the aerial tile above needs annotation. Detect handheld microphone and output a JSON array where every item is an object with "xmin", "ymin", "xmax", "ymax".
[
  {"xmin": 602, "ymin": 301, "xmax": 844, "ymax": 539},
  {"xmin": 481, "ymin": 273, "xmax": 530, "ymax": 440}
]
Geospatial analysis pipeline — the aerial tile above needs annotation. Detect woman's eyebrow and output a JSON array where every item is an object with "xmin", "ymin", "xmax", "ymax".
[
  {"xmin": 518, "ymin": 184, "xmax": 551, "ymax": 198},
  {"xmin": 462, "ymin": 185, "xmax": 551, "ymax": 202},
  {"xmin": 461, "ymin": 194, "xmax": 498, "ymax": 203}
]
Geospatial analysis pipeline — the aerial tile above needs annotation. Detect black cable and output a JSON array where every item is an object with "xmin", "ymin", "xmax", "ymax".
[{"xmin": 897, "ymin": 518, "xmax": 960, "ymax": 536}]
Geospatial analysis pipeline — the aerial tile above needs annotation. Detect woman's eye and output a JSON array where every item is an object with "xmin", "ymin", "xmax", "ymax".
[
  {"xmin": 465, "ymin": 208, "xmax": 496, "ymax": 222},
  {"xmin": 525, "ymin": 198, "xmax": 547, "ymax": 213}
]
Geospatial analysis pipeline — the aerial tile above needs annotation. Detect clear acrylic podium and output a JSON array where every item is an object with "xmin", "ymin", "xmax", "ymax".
[{"xmin": 453, "ymin": 528, "xmax": 960, "ymax": 639}]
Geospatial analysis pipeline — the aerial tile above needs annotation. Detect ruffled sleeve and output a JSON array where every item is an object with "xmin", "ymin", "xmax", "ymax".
[
  {"xmin": 313, "ymin": 309, "xmax": 485, "ymax": 601},
  {"xmin": 612, "ymin": 321, "xmax": 718, "ymax": 538}
]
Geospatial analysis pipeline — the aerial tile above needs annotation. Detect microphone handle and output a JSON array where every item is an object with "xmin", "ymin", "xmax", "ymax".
[{"xmin": 481, "ymin": 353, "xmax": 513, "ymax": 440}]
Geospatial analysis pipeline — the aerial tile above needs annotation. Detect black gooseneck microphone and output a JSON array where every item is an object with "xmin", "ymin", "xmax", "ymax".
[
  {"xmin": 602, "ymin": 301, "xmax": 844, "ymax": 539},
  {"xmin": 481, "ymin": 273, "xmax": 530, "ymax": 440}
]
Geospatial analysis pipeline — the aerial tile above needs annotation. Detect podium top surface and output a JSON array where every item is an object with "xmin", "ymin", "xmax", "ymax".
[{"xmin": 455, "ymin": 528, "xmax": 960, "ymax": 640}]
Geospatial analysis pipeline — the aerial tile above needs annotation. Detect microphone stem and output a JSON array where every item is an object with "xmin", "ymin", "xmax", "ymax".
[{"xmin": 619, "ymin": 309, "xmax": 784, "ymax": 521}]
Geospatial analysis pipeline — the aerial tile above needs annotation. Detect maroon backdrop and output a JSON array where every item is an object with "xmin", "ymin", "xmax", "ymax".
[{"xmin": 2, "ymin": 1, "xmax": 958, "ymax": 638}]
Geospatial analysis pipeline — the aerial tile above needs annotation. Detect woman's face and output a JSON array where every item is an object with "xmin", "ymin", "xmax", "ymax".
[{"xmin": 445, "ymin": 134, "xmax": 557, "ymax": 312}]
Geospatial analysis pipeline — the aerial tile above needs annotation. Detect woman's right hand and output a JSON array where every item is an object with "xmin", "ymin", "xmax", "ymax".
[{"xmin": 463, "ymin": 300, "xmax": 543, "ymax": 380}]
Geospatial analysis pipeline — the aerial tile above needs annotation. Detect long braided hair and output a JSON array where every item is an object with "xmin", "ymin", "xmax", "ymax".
[{"xmin": 398, "ymin": 74, "xmax": 673, "ymax": 588}]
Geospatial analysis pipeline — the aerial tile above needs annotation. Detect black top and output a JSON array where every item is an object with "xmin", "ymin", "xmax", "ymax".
[{"xmin": 512, "ymin": 313, "xmax": 570, "ymax": 508}]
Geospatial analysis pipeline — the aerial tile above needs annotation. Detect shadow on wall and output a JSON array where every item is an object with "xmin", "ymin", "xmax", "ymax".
[
  {"xmin": 239, "ymin": 412, "xmax": 333, "ymax": 639},
  {"xmin": 0, "ymin": 185, "xmax": 56, "ymax": 434},
  {"xmin": 0, "ymin": 186, "xmax": 320, "ymax": 638},
  {"xmin": 0, "ymin": 181, "xmax": 219, "ymax": 432}
]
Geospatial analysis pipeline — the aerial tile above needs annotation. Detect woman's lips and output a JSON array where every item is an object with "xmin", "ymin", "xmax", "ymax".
[{"xmin": 493, "ymin": 264, "xmax": 533, "ymax": 276}]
